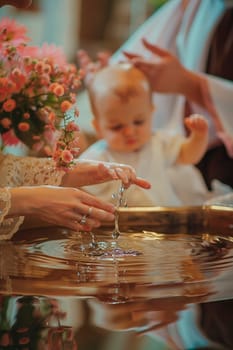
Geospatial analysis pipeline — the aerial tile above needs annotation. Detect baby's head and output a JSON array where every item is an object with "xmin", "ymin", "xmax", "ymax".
[{"xmin": 88, "ymin": 63, "xmax": 154, "ymax": 153}]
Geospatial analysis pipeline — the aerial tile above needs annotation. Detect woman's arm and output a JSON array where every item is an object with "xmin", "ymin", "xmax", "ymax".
[
  {"xmin": 7, "ymin": 185, "xmax": 115, "ymax": 232},
  {"xmin": 0, "ymin": 153, "xmax": 151, "ymax": 237}
]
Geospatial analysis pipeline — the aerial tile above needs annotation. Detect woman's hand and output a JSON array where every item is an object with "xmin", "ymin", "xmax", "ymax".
[
  {"xmin": 123, "ymin": 38, "xmax": 187, "ymax": 95},
  {"xmin": 123, "ymin": 38, "xmax": 213, "ymax": 108},
  {"xmin": 61, "ymin": 159, "xmax": 151, "ymax": 189},
  {"xmin": 9, "ymin": 186, "xmax": 115, "ymax": 231}
]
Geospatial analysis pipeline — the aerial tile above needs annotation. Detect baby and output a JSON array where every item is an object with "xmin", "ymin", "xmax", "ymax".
[{"xmin": 79, "ymin": 63, "xmax": 229, "ymax": 206}]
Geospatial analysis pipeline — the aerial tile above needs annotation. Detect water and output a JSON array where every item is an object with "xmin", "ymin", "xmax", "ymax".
[
  {"xmin": 112, "ymin": 184, "xmax": 127, "ymax": 240},
  {"xmin": 85, "ymin": 183, "xmax": 129, "ymax": 258},
  {"xmin": 2, "ymin": 228, "xmax": 233, "ymax": 301},
  {"xmin": 1, "ymin": 223, "xmax": 233, "ymax": 349}
]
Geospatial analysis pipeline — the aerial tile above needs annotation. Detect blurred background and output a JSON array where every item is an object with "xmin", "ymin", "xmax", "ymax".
[{"xmin": 0, "ymin": 0, "xmax": 167, "ymax": 62}]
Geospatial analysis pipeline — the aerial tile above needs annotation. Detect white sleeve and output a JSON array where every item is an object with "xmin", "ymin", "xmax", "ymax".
[
  {"xmin": 155, "ymin": 131, "xmax": 185, "ymax": 166},
  {"xmin": 0, "ymin": 154, "xmax": 64, "ymax": 187}
]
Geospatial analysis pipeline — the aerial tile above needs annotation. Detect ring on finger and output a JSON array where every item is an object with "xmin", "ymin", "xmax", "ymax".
[
  {"xmin": 88, "ymin": 206, "xmax": 93, "ymax": 217},
  {"xmin": 78, "ymin": 207, "xmax": 93, "ymax": 225},
  {"xmin": 79, "ymin": 214, "xmax": 87, "ymax": 225}
]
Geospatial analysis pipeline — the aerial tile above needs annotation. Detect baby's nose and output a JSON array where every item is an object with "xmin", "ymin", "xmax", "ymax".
[{"xmin": 123, "ymin": 124, "xmax": 134, "ymax": 135}]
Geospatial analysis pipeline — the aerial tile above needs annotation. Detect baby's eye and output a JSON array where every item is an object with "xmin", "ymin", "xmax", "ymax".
[
  {"xmin": 134, "ymin": 120, "xmax": 144, "ymax": 126},
  {"xmin": 110, "ymin": 124, "xmax": 123, "ymax": 131}
]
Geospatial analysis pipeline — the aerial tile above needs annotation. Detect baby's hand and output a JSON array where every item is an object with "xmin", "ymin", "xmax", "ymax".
[
  {"xmin": 104, "ymin": 162, "xmax": 151, "ymax": 189},
  {"xmin": 184, "ymin": 114, "xmax": 208, "ymax": 135}
]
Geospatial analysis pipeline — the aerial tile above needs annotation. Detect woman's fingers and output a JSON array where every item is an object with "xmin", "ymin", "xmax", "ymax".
[
  {"xmin": 142, "ymin": 38, "xmax": 170, "ymax": 58},
  {"xmin": 76, "ymin": 189, "xmax": 115, "ymax": 218},
  {"xmin": 123, "ymin": 39, "xmax": 171, "ymax": 61},
  {"xmin": 122, "ymin": 51, "xmax": 141, "ymax": 60}
]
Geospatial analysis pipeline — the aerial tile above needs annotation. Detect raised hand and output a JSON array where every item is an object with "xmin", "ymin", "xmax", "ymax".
[
  {"xmin": 123, "ymin": 38, "xmax": 185, "ymax": 94},
  {"xmin": 184, "ymin": 114, "xmax": 208, "ymax": 135},
  {"xmin": 178, "ymin": 114, "xmax": 209, "ymax": 165}
]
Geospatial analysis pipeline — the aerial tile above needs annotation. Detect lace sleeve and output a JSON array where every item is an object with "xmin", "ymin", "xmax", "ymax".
[
  {"xmin": 0, "ymin": 188, "xmax": 24, "ymax": 240},
  {"xmin": 0, "ymin": 154, "xmax": 65, "ymax": 187},
  {"xmin": 0, "ymin": 153, "xmax": 65, "ymax": 240}
]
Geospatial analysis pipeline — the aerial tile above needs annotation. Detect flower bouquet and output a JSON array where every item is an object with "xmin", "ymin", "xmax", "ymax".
[{"xmin": 0, "ymin": 17, "xmax": 83, "ymax": 168}]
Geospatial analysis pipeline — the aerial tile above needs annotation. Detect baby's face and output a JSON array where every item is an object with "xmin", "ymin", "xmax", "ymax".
[{"xmin": 94, "ymin": 89, "xmax": 153, "ymax": 153}]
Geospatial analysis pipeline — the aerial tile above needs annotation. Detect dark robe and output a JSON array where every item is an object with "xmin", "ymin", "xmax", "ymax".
[{"xmin": 196, "ymin": 8, "xmax": 233, "ymax": 189}]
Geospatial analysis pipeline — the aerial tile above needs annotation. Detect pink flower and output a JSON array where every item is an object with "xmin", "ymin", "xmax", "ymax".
[
  {"xmin": 65, "ymin": 121, "xmax": 79, "ymax": 132},
  {"xmin": 18, "ymin": 122, "xmax": 30, "ymax": 132},
  {"xmin": 61, "ymin": 149, "xmax": 74, "ymax": 163},
  {"xmin": 3, "ymin": 98, "xmax": 16, "ymax": 112},
  {"xmin": 34, "ymin": 61, "xmax": 45, "ymax": 74},
  {"xmin": 0, "ymin": 117, "xmax": 11, "ymax": 128},
  {"xmin": 23, "ymin": 112, "xmax": 30, "ymax": 119},
  {"xmin": 0, "ymin": 17, "xmax": 29, "ymax": 46},
  {"xmin": 1, "ymin": 129, "xmax": 20, "ymax": 145},
  {"xmin": 48, "ymin": 111, "xmax": 56, "ymax": 124},
  {"xmin": 61, "ymin": 100, "xmax": 72, "ymax": 112},
  {"xmin": 18, "ymin": 45, "xmax": 40, "ymax": 61},
  {"xmin": 39, "ymin": 74, "xmax": 51, "ymax": 86},
  {"xmin": 0, "ymin": 17, "xmax": 83, "ymax": 168},
  {"xmin": 53, "ymin": 84, "xmax": 65, "ymax": 97},
  {"xmin": 39, "ymin": 43, "xmax": 66, "ymax": 66},
  {"xmin": 43, "ymin": 63, "xmax": 52, "ymax": 75}
]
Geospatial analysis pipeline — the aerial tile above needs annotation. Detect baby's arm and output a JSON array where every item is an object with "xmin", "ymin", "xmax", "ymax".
[{"xmin": 177, "ymin": 114, "xmax": 208, "ymax": 165}]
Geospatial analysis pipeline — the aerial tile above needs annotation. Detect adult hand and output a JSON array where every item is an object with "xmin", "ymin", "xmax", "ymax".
[
  {"xmin": 123, "ymin": 38, "xmax": 212, "ymax": 107},
  {"xmin": 123, "ymin": 38, "xmax": 186, "ymax": 94},
  {"xmin": 124, "ymin": 39, "xmax": 231, "ymax": 154},
  {"xmin": 9, "ymin": 186, "xmax": 115, "ymax": 231},
  {"xmin": 61, "ymin": 159, "xmax": 151, "ymax": 189}
]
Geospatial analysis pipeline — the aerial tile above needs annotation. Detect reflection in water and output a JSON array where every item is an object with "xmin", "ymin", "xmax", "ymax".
[
  {"xmin": 0, "ymin": 293, "xmax": 233, "ymax": 349},
  {"xmin": 1, "ymin": 229, "xmax": 233, "ymax": 299},
  {"xmin": 0, "ymin": 295, "xmax": 78, "ymax": 349},
  {"xmin": 0, "ymin": 224, "xmax": 233, "ymax": 349}
]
